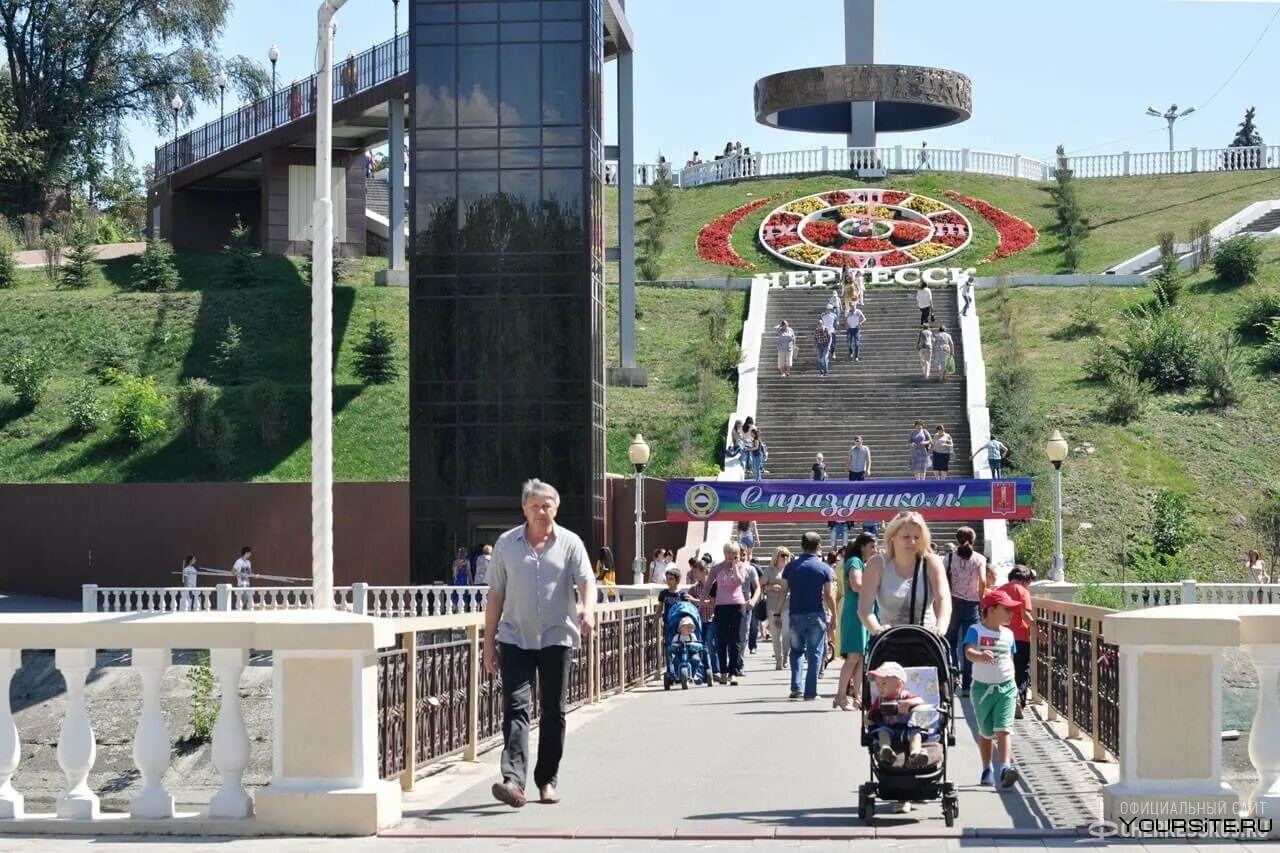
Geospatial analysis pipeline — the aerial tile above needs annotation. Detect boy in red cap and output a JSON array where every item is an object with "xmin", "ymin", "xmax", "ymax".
[{"xmin": 964, "ymin": 588, "xmax": 1021, "ymax": 789}]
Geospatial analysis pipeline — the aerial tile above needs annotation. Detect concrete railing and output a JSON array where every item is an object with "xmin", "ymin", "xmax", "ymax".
[
  {"xmin": 1078, "ymin": 581, "xmax": 1280, "ymax": 610},
  {"xmin": 0, "ymin": 610, "xmax": 400, "ymax": 835}
]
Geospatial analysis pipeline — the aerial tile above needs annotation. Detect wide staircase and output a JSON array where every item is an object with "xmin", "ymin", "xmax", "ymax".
[{"xmin": 750, "ymin": 285, "xmax": 981, "ymax": 556}]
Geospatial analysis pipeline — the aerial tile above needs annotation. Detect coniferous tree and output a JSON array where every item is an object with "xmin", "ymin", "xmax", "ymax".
[
  {"xmin": 130, "ymin": 238, "xmax": 180, "ymax": 292},
  {"xmin": 1049, "ymin": 145, "xmax": 1089, "ymax": 272},
  {"xmin": 353, "ymin": 316, "xmax": 398, "ymax": 384},
  {"xmin": 1226, "ymin": 107, "xmax": 1264, "ymax": 170},
  {"xmin": 222, "ymin": 214, "xmax": 259, "ymax": 288},
  {"xmin": 58, "ymin": 221, "xmax": 99, "ymax": 289}
]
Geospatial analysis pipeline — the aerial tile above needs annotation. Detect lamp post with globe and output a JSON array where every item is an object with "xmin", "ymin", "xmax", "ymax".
[
  {"xmin": 629, "ymin": 435, "xmax": 651, "ymax": 585},
  {"xmin": 1045, "ymin": 430, "xmax": 1069, "ymax": 583}
]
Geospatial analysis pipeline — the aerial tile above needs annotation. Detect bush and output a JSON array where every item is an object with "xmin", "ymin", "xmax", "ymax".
[
  {"xmin": 130, "ymin": 238, "xmax": 180, "ymax": 292},
  {"xmin": 1212, "ymin": 234, "xmax": 1263, "ymax": 286},
  {"xmin": 0, "ymin": 227, "xmax": 16, "ymax": 290},
  {"xmin": 222, "ymin": 215, "xmax": 259, "ymax": 289},
  {"xmin": 1083, "ymin": 336, "xmax": 1123, "ymax": 382},
  {"xmin": 201, "ymin": 410, "xmax": 237, "ymax": 473},
  {"xmin": 1151, "ymin": 490, "xmax": 1192, "ymax": 557},
  {"xmin": 0, "ymin": 342, "xmax": 51, "ymax": 409},
  {"xmin": 1102, "ymin": 367, "xmax": 1150, "ymax": 424},
  {"xmin": 1064, "ymin": 286, "xmax": 1103, "ymax": 335},
  {"xmin": 353, "ymin": 317, "xmax": 399, "ymax": 384},
  {"xmin": 1149, "ymin": 235, "xmax": 1183, "ymax": 306},
  {"xmin": 66, "ymin": 382, "xmax": 105, "ymax": 434},
  {"xmin": 248, "ymin": 380, "xmax": 285, "ymax": 446},
  {"xmin": 1115, "ymin": 301, "xmax": 1203, "ymax": 392},
  {"xmin": 19, "ymin": 214, "xmax": 41, "ymax": 250},
  {"xmin": 110, "ymin": 375, "xmax": 169, "ymax": 446},
  {"xmin": 187, "ymin": 650, "xmax": 218, "ymax": 744},
  {"xmin": 1075, "ymin": 584, "xmax": 1126, "ymax": 611},
  {"xmin": 1262, "ymin": 318, "xmax": 1280, "ymax": 371},
  {"xmin": 1197, "ymin": 333, "xmax": 1249, "ymax": 408},
  {"xmin": 1237, "ymin": 287, "xmax": 1280, "ymax": 341},
  {"xmin": 88, "ymin": 328, "xmax": 137, "ymax": 380},
  {"xmin": 176, "ymin": 378, "xmax": 216, "ymax": 447},
  {"xmin": 58, "ymin": 222, "xmax": 99, "ymax": 290},
  {"xmin": 40, "ymin": 232, "xmax": 63, "ymax": 285},
  {"xmin": 1187, "ymin": 220, "xmax": 1212, "ymax": 273},
  {"xmin": 212, "ymin": 320, "xmax": 246, "ymax": 384}
]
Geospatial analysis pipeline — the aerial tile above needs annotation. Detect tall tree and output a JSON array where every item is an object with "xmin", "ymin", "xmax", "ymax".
[
  {"xmin": 1230, "ymin": 106, "xmax": 1263, "ymax": 148},
  {"xmin": 0, "ymin": 1, "xmax": 269, "ymax": 214}
]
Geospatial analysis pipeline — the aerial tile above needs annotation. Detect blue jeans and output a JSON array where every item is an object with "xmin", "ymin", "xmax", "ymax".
[
  {"xmin": 946, "ymin": 597, "xmax": 981, "ymax": 688},
  {"xmin": 705, "ymin": 620, "xmax": 720, "ymax": 673},
  {"xmin": 817, "ymin": 348, "xmax": 830, "ymax": 376},
  {"xmin": 830, "ymin": 522, "xmax": 849, "ymax": 550},
  {"xmin": 989, "ymin": 458, "xmax": 1003, "ymax": 478},
  {"xmin": 748, "ymin": 450, "xmax": 764, "ymax": 481},
  {"xmin": 789, "ymin": 612, "xmax": 828, "ymax": 697},
  {"xmin": 962, "ymin": 292, "xmax": 972, "ymax": 316},
  {"xmin": 846, "ymin": 327, "xmax": 862, "ymax": 359}
]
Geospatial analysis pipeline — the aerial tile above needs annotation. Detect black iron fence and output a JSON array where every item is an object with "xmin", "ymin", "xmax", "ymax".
[{"xmin": 1031, "ymin": 597, "xmax": 1119, "ymax": 763}]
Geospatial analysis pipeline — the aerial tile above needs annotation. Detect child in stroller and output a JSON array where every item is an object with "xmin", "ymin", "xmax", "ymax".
[
  {"xmin": 663, "ymin": 601, "xmax": 713, "ymax": 690},
  {"xmin": 866, "ymin": 662, "xmax": 929, "ymax": 769}
]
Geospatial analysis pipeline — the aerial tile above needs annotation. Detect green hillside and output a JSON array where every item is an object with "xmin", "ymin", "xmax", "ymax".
[{"xmin": 605, "ymin": 169, "xmax": 1280, "ymax": 280}]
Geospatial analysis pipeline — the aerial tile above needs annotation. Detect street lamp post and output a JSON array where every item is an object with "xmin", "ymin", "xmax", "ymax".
[
  {"xmin": 1045, "ymin": 429, "xmax": 1069, "ymax": 583},
  {"xmin": 216, "ymin": 71, "xmax": 228, "ymax": 120},
  {"xmin": 170, "ymin": 93, "xmax": 183, "ymax": 173},
  {"xmin": 393, "ymin": 0, "xmax": 400, "ymax": 70},
  {"xmin": 269, "ymin": 45, "xmax": 280, "ymax": 126},
  {"xmin": 1145, "ymin": 104, "xmax": 1195, "ymax": 153},
  {"xmin": 629, "ymin": 434, "xmax": 651, "ymax": 585}
]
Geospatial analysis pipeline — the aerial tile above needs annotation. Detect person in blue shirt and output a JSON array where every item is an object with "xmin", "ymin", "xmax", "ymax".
[
  {"xmin": 974, "ymin": 437, "xmax": 1009, "ymax": 478},
  {"xmin": 772, "ymin": 532, "xmax": 837, "ymax": 700}
]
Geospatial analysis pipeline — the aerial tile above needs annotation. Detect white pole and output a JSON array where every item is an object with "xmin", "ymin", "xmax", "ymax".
[
  {"xmin": 633, "ymin": 470, "xmax": 645, "ymax": 585},
  {"xmin": 1051, "ymin": 464, "xmax": 1065, "ymax": 582},
  {"xmin": 312, "ymin": 0, "xmax": 348, "ymax": 610}
]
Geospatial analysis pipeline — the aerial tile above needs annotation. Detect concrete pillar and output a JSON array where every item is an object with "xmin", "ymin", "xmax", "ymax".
[
  {"xmin": 609, "ymin": 47, "xmax": 646, "ymax": 387},
  {"xmin": 845, "ymin": 0, "xmax": 877, "ymax": 149},
  {"xmin": 377, "ymin": 97, "xmax": 408, "ymax": 287}
]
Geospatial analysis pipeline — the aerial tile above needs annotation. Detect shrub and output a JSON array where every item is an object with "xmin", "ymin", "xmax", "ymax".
[
  {"xmin": 1115, "ymin": 300, "xmax": 1203, "ymax": 391},
  {"xmin": 1102, "ymin": 367, "xmax": 1150, "ymax": 424},
  {"xmin": 1262, "ymin": 318, "xmax": 1280, "ymax": 371},
  {"xmin": 0, "ymin": 342, "xmax": 51, "ymax": 409},
  {"xmin": 88, "ymin": 328, "xmax": 137, "ymax": 380},
  {"xmin": 58, "ymin": 222, "xmax": 99, "ymax": 290},
  {"xmin": 40, "ymin": 232, "xmax": 63, "ymax": 285},
  {"xmin": 176, "ymin": 378, "xmax": 216, "ymax": 447},
  {"xmin": 1187, "ymin": 220, "xmax": 1212, "ymax": 272},
  {"xmin": 19, "ymin": 214, "xmax": 41, "ymax": 250},
  {"xmin": 1237, "ymin": 287, "xmax": 1280, "ymax": 341},
  {"xmin": 353, "ymin": 317, "xmax": 399, "ymax": 384},
  {"xmin": 1148, "ymin": 234, "xmax": 1183, "ymax": 306},
  {"xmin": 1151, "ymin": 490, "xmax": 1192, "ymax": 557},
  {"xmin": 66, "ymin": 382, "xmax": 105, "ymax": 434},
  {"xmin": 1064, "ymin": 286, "xmax": 1103, "ymax": 335},
  {"xmin": 212, "ymin": 320, "xmax": 245, "ymax": 384},
  {"xmin": 222, "ymin": 214, "xmax": 259, "ymax": 289},
  {"xmin": 0, "ymin": 228, "xmax": 16, "ymax": 290},
  {"xmin": 201, "ymin": 410, "xmax": 237, "ymax": 473},
  {"xmin": 1197, "ymin": 333, "xmax": 1249, "ymax": 408},
  {"xmin": 110, "ymin": 375, "xmax": 169, "ymax": 446},
  {"xmin": 248, "ymin": 380, "xmax": 285, "ymax": 446},
  {"xmin": 1083, "ymin": 336, "xmax": 1123, "ymax": 382},
  {"xmin": 1212, "ymin": 234, "xmax": 1263, "ymax": 286},
  {"xmin": 187, "ymin": 651, "xmax": 218, "ymax": 744},
  {"xmin": 1075, "ymin": 584, "xmax": 1126, "ymax": 611},
  {"xmin": 130, "ymin": 238, "xmax": 180, "ymax": 292}
]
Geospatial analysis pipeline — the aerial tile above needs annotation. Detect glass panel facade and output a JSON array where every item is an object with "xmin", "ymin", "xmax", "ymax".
[{"xmin": 410, "ymin": 0, "xmax": 605, "ymax": 581}]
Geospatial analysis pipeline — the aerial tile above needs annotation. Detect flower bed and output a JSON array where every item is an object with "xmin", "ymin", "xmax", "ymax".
[
  {"xmin": 909, "ymin": 242, "xmax": 951, "ymax": 261},
  {"xmin": 784, "ymin": 244, "xmax": 828, "ymax": 265},
  {"xmin": 784, "ymin": 198, "xmax": 826, "ymax": 215},
  {"xmin": 904, "ymin": 195, "xmax": 948, "ymax": 215},
  {"xmin": 821, "ymin": 190, "xmax": 854, "ymax": 205},
  {"xmin": 889, "ymin": 222, "xmax": 930, "ymax": 246},
  {"xmin": 764, "ymin": 211, "xmax": 801, "ymax": 231},
  {"xmin": 877, "ymin": 250, "xmax": 915, "ymax": 267},
  {"xmin": 802, "ymin": 219, "xmax": 842, "ymax": 247},
  {"xmin": 839, "ymin": 237, "xmax": 895, "ymax": 253},
  {"xmin": 770, "ymin": 232, "xmax": 802, "ymax": 250},
  {"xmin": 841, "ymin": 203, "xmax": 896, "ymax": 219},
  {"xmin": 880, "ymin": 190, "xmax": 910, "ymax": 205},
  {"xmin": 928, "ymin": 211, "xmax": 967, "ymax": 227},
  {"xmin": 943, "ymin": 190, "xmax": 1039, "ymax": 261},
  {"xmin": 694, "ymin": 194, "xmax": 782, "ymax": 269},
  {"xmin": 931, "ymin": 233, "xmax": 968, "ymax": 248}
]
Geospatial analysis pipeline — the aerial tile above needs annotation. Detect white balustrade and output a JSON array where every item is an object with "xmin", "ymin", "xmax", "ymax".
[
  {"xmin": 54, "ymin": 648, "xmax": 99, "ymax": 819},
  {"xmin": 0, "ymin": 650, "xmax": 21, "ymax": 819},
  {"xmin": 130, "ymin": 648, "xmax": 174, "ymax": 818},
  {"xmin": 1246, "ymin": 643, "xmax": 1280, "ymax": 825},
  {"xmin": 209, "ymin": 648, "xmax": 252, "ymax": 819},
  {"xmin": 1091, "ymin": 581, "xmax": 1280, "ymax": 609}
]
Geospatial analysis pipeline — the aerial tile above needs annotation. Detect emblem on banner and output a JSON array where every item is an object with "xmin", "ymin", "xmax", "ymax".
[
  {"xmin": 991, "ymin": 481, "xmax": 1017, "ymax": 516},
  {"xmin": 684, "ymin": 484, "xmax": 720, "ymax": 520}
]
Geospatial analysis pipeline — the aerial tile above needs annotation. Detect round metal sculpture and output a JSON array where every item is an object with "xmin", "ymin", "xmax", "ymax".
[{"xmin": 754, "ymin": 64, "xmax": 972, "ymax": 134}]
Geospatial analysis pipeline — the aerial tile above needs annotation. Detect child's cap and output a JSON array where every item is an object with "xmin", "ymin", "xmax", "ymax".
[
  {"xmin": 981, "ymin": 588, "xmax": 1019, "ymax": 611},
  {"xmin": 678, "ymin": 616, "xmax": 694, "ymax": 627},
  {"xmin": 867, "ymin": 662, "xmax": 906, "ymax": 682}
]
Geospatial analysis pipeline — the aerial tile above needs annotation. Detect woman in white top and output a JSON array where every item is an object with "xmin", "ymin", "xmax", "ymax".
[
  {"xmin": 858, "ymin": 511, "xmax": 951, "ymax": 637},
  {"xmin": 1245, "ymin": 549, "xmax": 1269, "ymax": 584}
]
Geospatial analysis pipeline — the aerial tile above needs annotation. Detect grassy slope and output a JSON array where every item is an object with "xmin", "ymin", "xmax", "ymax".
[
  {"xmin": 980, "ymin": 244, "xmax": 1280, "ymax": 581},
  {"xmin": 605, "ymin": 169, "xmax": 1280, "ymax": 281}
]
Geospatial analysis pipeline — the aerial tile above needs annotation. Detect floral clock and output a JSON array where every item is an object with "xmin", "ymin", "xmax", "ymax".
[{"xmin": 757, "ymin": 188, "xmax": 972, "ymax": 271}]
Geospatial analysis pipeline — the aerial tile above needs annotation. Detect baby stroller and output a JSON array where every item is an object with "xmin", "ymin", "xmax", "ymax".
[
  {"xmin": 857, "ymin": 624, "xmax": 958, "ymax": 826},
  {"xmin": 662, "ymin": 601, "xmax": 713, "ymax": 690}
]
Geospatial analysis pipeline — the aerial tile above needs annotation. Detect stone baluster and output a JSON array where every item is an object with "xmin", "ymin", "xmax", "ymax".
[
  {"xmin": 130, "ymin": 648, "xmax": 174, "ymax": 818},
  {"xmin": 0, "ymin": 650, "xmax": 23, "ymax": 818},
  {"xmin": 209, "ymin": 648, "xmax": 253, "ymax": 818},
  {"xmin": 1246, "ymin": 643, "xmax": 1280, "ymax": 828},
  {"xmin": 55, "ymin": 648, "xmax": 99, "ymax": 818}
]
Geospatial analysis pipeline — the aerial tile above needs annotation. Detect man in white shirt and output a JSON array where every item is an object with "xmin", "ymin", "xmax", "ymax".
[
  {"xmin": 820, "ymin": 306, "xmax": 838, "ymax": 360},
  {"xmin": 917, "ymin": 282, "xmax": 933, "ymax": 325},
  {"xmin": 181, "ymin": 555, "xmax": 198, "ymax": 611},
  {"xmin": 848, "ymin": 437, "xmax": 872, "ymax": 481},
  {"xmin": 961, "ymin": 275, "xmax": 975, "ymax": 317},
  {"xmin": 233, "ymin": 546, "xmax": 253, "ymax": 588},
  {"xmin": 845, "ymin": 304, "xmax": 867, "ymax": 362}
]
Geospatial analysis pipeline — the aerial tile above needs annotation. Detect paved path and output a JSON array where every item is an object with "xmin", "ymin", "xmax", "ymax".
[
  {"xmin": 14, "ymin": 241, "xmax": 145, "ymax": 269},
  {"xmin": 394, "ymin": 648, "xmax": 1109, "ymax": 839}
]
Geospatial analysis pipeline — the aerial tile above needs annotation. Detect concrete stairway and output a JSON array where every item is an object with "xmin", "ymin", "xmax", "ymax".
[
  {"xmin": 748, "ymin": 285, "xmax": 981, "ymax": 556},
  {"xmin": 1244, "ymin": 208, "xmax": 1280, "ymax": 234}
]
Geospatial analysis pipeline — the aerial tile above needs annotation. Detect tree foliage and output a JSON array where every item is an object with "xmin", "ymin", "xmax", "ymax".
[
  {"xmin": 0, "ymin": 0, "xmax": 269, "ymax": 214},
  {"xmin": 1230, "ymin": 106, "xmax": 1263, "ymax": 148},
  {"xmin": 1049, "ymin": 144, "xmax": 1089, "ymax": 272}
]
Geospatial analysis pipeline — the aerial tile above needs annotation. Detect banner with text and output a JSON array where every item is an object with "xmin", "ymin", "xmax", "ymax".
[{"xmin": 666, "ymin": 479, "xmax": 1033, "ymax": 523}]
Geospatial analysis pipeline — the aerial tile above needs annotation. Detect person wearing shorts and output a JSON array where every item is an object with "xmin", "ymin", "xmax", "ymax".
[{"xmin": 964, "ymin": 588, "xmax": 1021, "ymax": 790}]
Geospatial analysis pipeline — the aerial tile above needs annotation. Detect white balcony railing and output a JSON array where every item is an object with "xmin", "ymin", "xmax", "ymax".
[{"xmin": 1084, "ymin": 580, "xmax": 1280, "ymax": 610}]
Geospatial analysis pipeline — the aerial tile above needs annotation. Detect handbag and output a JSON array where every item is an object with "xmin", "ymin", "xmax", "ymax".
[{"xmin": 946, "ymin": 355, "xmax": 956, "ymax": 374}]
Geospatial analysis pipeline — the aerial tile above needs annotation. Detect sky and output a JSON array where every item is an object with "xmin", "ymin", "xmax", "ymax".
[{"xmin": 128, "ymin": 0, "xmax": 1280, "ymax": 170}]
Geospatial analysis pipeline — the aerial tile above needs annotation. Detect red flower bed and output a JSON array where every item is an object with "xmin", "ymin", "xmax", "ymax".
[
  {"xmin": 802, "ymin": 219, "xmax": 842, "ymax": 247},
  {"xmin": 839, "ymin": 237, "xmax": 894, "ymax": 253},
  {"xmin": 821, "ymin": 190, "xmax": 853, "ymax": 206},
  {"xmin": 770, "ymin": 232, "xmax": 802, "ymax": 250},
  {"xmin": 943, "ymin": 191, "xmax": 1039, "ymax": 260},
  {"xmin": 875, "ymin": 250, "xmax": 915, "ymax": 267},
  {"xmin": 889, "ymin": 222, "xmax": 930, "ymax": 246},
  {"xmin": 880, "ymin": 190, "xmax": 910, "ymax": 205},
  {"xmin": 825, "ymin": 252, "xmax": 865, "ymax": 268},
  {"xmin": 764, "ymin": 211, "xmax": 801, "ymax": 230},
  {"xmin": 930, "ymin": 211, "xmax": 967, "ymax": 227},
  {"xmin": 696, "ymin": 194, "xmax": 782, "ymax": 268},
  {"xmin": 931, "ymin": 233, "xmax": 968, "ymax": 248}
]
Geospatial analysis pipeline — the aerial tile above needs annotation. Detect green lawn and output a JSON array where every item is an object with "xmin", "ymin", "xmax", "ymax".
[
  {"xmin": 980, "ymin": 243, "xmax": 1280, "ymax": 582},
  {"xmin": 605, "ymin": 169, "xmax": 1280, "ymax": 281}
]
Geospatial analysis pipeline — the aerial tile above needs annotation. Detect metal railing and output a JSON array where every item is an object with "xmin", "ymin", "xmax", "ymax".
[
  {"xmin": 155, "ymin": 31, "xmax": 409, "ymax": 180},
  {"xmin": 375, "ymin": 595, "xmax": 662, "ymax": 785},
  {"xmin": 1030, "ymin": 597, "xmax": 1118, "ymax": 761}
]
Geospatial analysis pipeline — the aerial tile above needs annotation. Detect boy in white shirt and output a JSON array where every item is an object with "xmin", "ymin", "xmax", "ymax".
[
  {"xmin": 233, "ymin": 546, "xmax": 253, "ymax": 588},
  {"xmin": 181, "ymin": 555, "xmax": 198, "ymax": 611},
  {"xmin": 965, "ymin": 588, "xmax": 1021, "ymax": 790}
]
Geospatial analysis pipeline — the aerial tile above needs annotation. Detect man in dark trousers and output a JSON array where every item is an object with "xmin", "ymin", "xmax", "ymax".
[
  {"xmin": 773, "ymin": 532, "xmax": 837, "ymax": 700},
  {"xmin": 484, "ymin": 479, "xmax": 595, "ymax": 808}
]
